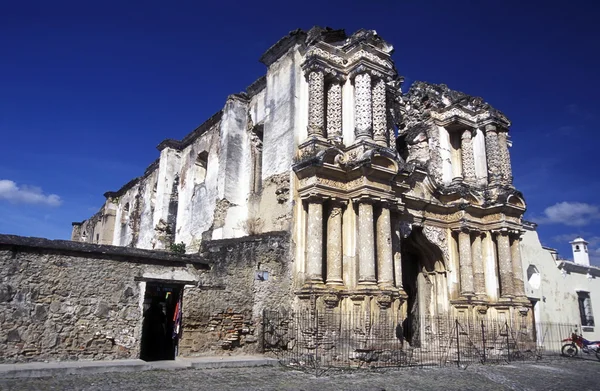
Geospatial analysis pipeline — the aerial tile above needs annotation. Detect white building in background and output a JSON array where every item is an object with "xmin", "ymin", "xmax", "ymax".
[{"xmin": 521, "ymin": 222, "xmax": 600, "ymax": 340}]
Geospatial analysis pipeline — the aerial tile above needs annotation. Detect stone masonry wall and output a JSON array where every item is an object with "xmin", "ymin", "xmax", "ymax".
[
  {"xmin": 0, "ymin": 235, "xmax": 208, "ymax": 363},
  {"xmin": 179, "ymin": 231, "xmax": 292, "ymax": 356}
]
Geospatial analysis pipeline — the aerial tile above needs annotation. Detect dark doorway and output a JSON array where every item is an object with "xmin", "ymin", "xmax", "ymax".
[
  {"xmin": 401, "ymin": 243, "xmax": 421, "ymax": 346},
  {"xmin": 400, "ymin": 227, "xmax": 447, "ymax": 347},
  {"xmin": 140, "ymin": 282, "xmax": 183, "ymax": 361}
]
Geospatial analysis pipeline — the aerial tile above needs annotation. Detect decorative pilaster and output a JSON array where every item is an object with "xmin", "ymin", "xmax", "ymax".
[
  {"xmin": 460, "ymin": 129, "xmax": 477, "ymax": 184},
  {"xmin": 497, "ymin": 130, "xmax": 513, "ymax": 185},
  {"xmin": 457, "ymin": 229, "xmax": 475, "ymax": 297},
  {"xmin": 495, "ymin": 230, "xmax": 514, "ymax": 298},
  {"xmin": 358, "ymin": 201, "xmax": 377, "ymax": 285},
  {"xmin": 510, "ymin": 233, "xmax": 526, "ymax": 298},
  {"xmin": 376, "ymin": 205, "xmax": 394, "ymax": 288},
  {"xmin": 484, "ymin": 125, "xmax": 501, "ymax": 185},
  {"xmin": 471, "ymin": 231, "xmax": 486, "ymax": 299},
  {"xmin": 372, "ymin": 78, "xmax": 387, "ymax": 146},
  {"xmin": 354, "ymin": 73, "xmax": 373, "ymax": 141},
  {"xmin": 326, "ymin": 202, "xmax": 344, "ymax": 286},
  {"xmin": 307, "ymin": 70, "xmax": 325, "ymax": 139},
  {"xmin": 305, "ymin": 199, "xmax": 324, "ymax": 285},
  {"xmin": 326, "ymin": 80, "xmax": 343, "ymax": 145}
]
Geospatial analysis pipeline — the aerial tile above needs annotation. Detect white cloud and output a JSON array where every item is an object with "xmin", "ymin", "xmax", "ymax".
[
  {"xmin": 552, "ymin": 233, "xmax": 600, "ymax": 246},
  {"xmin": 533, "ymin": 202, "xmax": 600, "ymax": 227},
  {"xmin": 0, "ymin": 180, "xmax": 62, "ymax": 207}
]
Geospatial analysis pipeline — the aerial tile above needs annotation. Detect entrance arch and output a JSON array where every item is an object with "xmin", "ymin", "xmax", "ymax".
[{"xmin": 401, "ymin": 227, "xmax": 448, "ymax": 346}]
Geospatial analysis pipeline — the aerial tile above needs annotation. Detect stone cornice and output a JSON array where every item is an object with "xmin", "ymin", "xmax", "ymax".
[
  {"xmin": 157, "ymin": 110, "xmax": 222, "ymax": 152},
  {"xmin": 103, "ymin": 158, "xmax": 160, "ymax": 199},
  {"xmin": 0, "ymin": 234, "xmax": 209, "ymax": 267},
  {"xmin": 260, "ymin": 29, "xmax": 308, "ymax": 66},
  {"xmin": 558, "ymin": 261, "xmax": 600, "ymax": 277}
]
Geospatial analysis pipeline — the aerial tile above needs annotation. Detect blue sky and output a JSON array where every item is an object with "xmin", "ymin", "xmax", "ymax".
[{"xmin": 1, "ymin": 0, "xmax": 599, "ymax": 264}]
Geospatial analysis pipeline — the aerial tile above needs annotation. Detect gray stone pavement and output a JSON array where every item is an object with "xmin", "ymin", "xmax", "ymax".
[
  {"xmin": 0, "ymin": 358, "xmax": 598, "ymax": 391},
  {"xmin": 0, "ymin": 356, "xmax": 276, "ymax": 379}
]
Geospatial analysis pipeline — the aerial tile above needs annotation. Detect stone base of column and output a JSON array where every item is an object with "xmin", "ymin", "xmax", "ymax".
[
  {"xmin": 497, "ymin": 296, "xmax": 516, "ymax": 305},
  {"xmin": 377, "ymin": 282, "xmax": 396, "ymax": 291},
  {"xmin": 326, "ymin": 279, "xmax": 344, "ymax": 286},
  {"xmin": 296, "ymin": 283, "xmax": 328, "ymax": 298},
  {"xmin": 346, "ymin": 138, "xmax": 381, "ymax": 156},
  {"xmin": 298, "ymin": 137, "xmax": 331, "ymax": 158}
]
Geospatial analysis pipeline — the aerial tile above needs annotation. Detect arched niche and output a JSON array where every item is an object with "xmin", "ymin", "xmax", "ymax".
[
  {"xmin": 527, "ymin": 265, "xmax": 541, "ymax": 289},
  {"xmin": 371, "ymin": 155, "xmax": 397, "ymax": 171},
  {"xmin": 401, "ymin": 227, "xmax": 448, "ymax": 346},
  {"xmin": 507, "ymin": 194, "xmax": 525, "ymax": 208}
]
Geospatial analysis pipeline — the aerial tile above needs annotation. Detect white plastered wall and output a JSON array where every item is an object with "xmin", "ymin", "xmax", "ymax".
[{"xmin": 521, "ymin": 229, "xmax": 600, "ymax": 340}]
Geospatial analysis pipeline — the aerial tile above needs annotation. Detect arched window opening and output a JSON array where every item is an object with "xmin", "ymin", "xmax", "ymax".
[
  {"xmin": 448, "ymin": 130, "xmax": 463, "ymax": 180},
  {"xmin": 194, "ymin": 151, "xmax": 209, "ymax": 185},
  {"xmin": 121, "ymin": 203, "xmax": 130, "ymax": 225},
  {"xmin": 250, "ymin": 125, "xmax": 264, "ymax": 193},
  {"xmin": 527, "ymin": 265, "xmax": 541, "ymax": 289},
  {"xmin": 575, "ymin": 245, "xmax": 580, "ymax": 252}
]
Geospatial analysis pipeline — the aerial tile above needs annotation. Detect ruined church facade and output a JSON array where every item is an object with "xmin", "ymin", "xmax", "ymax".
[{"xmin": 73, "ymin": 27, "xmax": 530, "ymax": 328}]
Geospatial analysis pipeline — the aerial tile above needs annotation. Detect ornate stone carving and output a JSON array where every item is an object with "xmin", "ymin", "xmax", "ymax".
[
  {"xmin": 307, "ymin": 70, "xmax": 325, "ymax": 138},
  {"xmin": 460, "ymin": 129, "xmax": 476, "ymax": 184},
  {"xmin": 476, "ymin": 305, "xmax": 489, "ymax": 315},
  {"xmin": 348, "ymin": 50, "xmax": 393, "ymax": 69},
  {"xmin": 372, "ymin": 78, "xmax": 387, "ymax": 146},
  {"xmin": 484, "ymin": 125, "xmax": 501, "ymax": 185},
  {"xmin": 322, "ymin": 293, "xmax": 340, "ymax": 308},
  {"xmin": 354, "ymin": 73, "xmax": 373, "ymax": 140},
  {"xmin": 497, "ymin": 131, "xmax": 513, "ymax": 185},
  {"xmin": 422, "ymin": 225, "xmax": 450, "ymax": 267},
  {"xmin": 376, "ymin": 294, "xmax": 393, "ymax": 309},
  {"xmin": 305, "ymin": 47, "xmax": 345, "ymax": 65},
  {"xmin": 326, "ymin": 81, "xmax": 343, "ymax": 144}
]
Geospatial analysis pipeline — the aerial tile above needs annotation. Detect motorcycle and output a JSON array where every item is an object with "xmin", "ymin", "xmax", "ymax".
[{"xmin": 561, "ymin": 332, "xmax": 600, "ymax": 360}]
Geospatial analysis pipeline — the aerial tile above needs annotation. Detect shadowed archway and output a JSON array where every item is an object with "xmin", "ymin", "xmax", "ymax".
[{"xmin": 401, "ymin": 227, "xmax": 447, "ymax": 346}]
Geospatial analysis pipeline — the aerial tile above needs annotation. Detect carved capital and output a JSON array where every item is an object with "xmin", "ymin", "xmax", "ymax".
[
  {"xmin": 476, "ymin": 305, "xmax": 489, "ymax": 315},
  {"xmin": 484, "ymin": 124, "xmax": 498, "ymax": 133},
  {"xmin": 322, "ymin": 293, "xmax": 340, "ymax": 308},
  {"xmin": 376, "ymin": 294, "xmax": 393, "ymax": 309}
]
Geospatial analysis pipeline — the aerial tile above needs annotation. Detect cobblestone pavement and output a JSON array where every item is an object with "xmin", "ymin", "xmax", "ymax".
[{"xmin": 1, "ymin": 358, "xmax": 598, "ymax": 391}]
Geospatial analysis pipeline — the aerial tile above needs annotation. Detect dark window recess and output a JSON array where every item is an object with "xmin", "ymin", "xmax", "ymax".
[{"xmin": 578, "ymin": 291, "xmax": 595, "ymax": 327}]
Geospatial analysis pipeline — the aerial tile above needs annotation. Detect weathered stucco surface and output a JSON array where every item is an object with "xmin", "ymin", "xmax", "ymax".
[{"xmin": 520, "ymin": 228, "xmax": 600, "ymax": 340}]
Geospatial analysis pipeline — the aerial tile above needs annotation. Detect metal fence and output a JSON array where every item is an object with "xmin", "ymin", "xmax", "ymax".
[{"xmin": 262, "ymin": 310, "xmax": 580, "ymax": 373}]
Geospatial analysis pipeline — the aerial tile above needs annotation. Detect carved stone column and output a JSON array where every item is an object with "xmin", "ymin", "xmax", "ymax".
[
  {"xmin": 484, "ymin": 124, "xmax": 501, "ymax": 185},
  {"xmin": 510, "ymin": 233, "xmax": 526, "ymax": 298},
  {"xmin": 372, "ymin": 78, "xmax": 387, "ymax": 147},
  {"xmin": 358, "ymin": 200, "xmax": 377, "ymax": 285},
  {"xmin": 376, "ymin": 205, "xmax": 394, "ymax": 288},
  {"xmin": 326, "ymin": 80, "xmax": 343, "ymax": 145},
  {"xmin": 457, "ymin": 229, "xmax": 475, "ymax": 297},
  {"xmin": 307, "ymin": 70, "xmax": 325, "ymax": 139},
  {"xmin": 354, "ymin": 73, "xmax": 373, "ymax": 141},
  {"xmin": 393, "ymin": 220, "xmax": 408, "ymax": 292},
  {"xmin": 326, "ymin": 202, "xmax": 344, "ymax": 286},
  {"xmin": 460, "ymin": 129, "xmax": 477, "ymax": 184},
  {"xmin": 305, "ymin": 199, "xmax": 324, "ymax": 284},
  {"xmin": 497, "ymin": 130, "xmax": 513, "ymax": 185},
  {"xmin": 495, "ymin": 230, "xmax": 514, "ymax": 298},
  {"xmin": 471, "ymin": 231, "xmax": 486, "ymax": 299}
]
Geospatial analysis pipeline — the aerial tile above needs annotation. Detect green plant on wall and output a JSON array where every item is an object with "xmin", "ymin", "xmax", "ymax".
[{"xmin": 169, "ymin": 241, "xmax": 186, "ymax": 254}]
